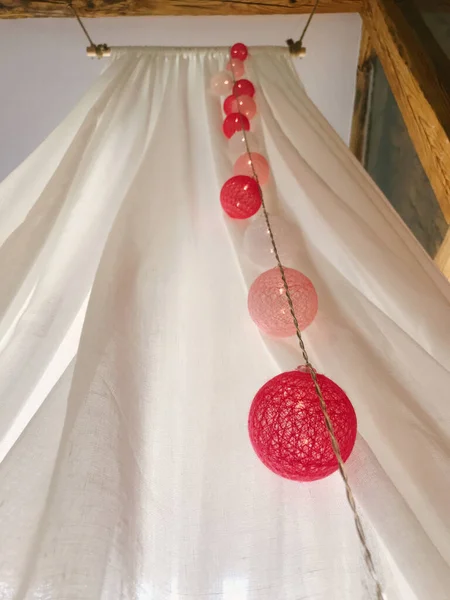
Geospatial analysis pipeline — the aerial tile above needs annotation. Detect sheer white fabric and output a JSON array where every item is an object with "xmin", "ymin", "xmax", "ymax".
[{"xmin": 0, "ymin": 46, "xmax": 449, "ymax": 600}]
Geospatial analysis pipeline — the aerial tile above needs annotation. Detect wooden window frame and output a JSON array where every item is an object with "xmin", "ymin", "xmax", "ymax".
[{"xmin": 352, "ymin": 0, "xmax": 450, "ymax": 279}]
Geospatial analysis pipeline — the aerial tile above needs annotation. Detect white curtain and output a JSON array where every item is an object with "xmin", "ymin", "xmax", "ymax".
[{"xmin": 0, "ymin": 46, "xmax": 449, "ymax": 600}]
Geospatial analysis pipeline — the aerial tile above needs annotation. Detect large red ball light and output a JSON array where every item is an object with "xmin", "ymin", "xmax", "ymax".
[
  {"xmin": 233, "ymin": 79, "xmax": 255, "ymax": 98},
  {"xmin": 223, "ymin": 113, "xmax": 250, "ymax": 139},
  {"xmin": 231, "ymin": 43, "xmax": 249, "ymax": 61},
  {"xmin": 220, "ymin": 175, "xmax": 261, "ymax": 219},
  {"xmin": 248, "ymin": 370, "xmax": 357, "ymax": 482},
  {"xmin": 248, "ymin": 267, "xmax": 318, "ymax": 337}
]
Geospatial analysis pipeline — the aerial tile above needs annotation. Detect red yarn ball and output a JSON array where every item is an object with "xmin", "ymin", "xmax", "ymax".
[
  {"xmin": 223, "ymin": 113, "xmax": 250, "ymax": 139},
  {"xmin": 248, "ymin": 370, "xmax": 357, "ymax": 482},
  {"xmin": 223, "ymin": 95, "xmax": 235, "ymax": 115},
  {"xmin": 233, "ymin": 79, "xmax": 255, "ymax": 98},
  {"xmin": 248, "ymin": 267, "xmax": 318, "ymax": 337},
  {"xmin": 231, "ymin": 43, "xmax": 249, "ymax": 61},
  {"xmin": 220, "ymin": 175, "xmax": 261, "ymax": 219}
]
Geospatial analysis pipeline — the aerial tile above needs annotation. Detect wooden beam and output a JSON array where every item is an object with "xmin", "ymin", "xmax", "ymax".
[
  {"xmin": 435, "ymin": 228, "xmax": 450, "ymax": 280},
  {"xmin": 350, "ymin": 25, "xmax": 375, "ymax": 163},
  {"xmin": 0, "ymin": 0, "xmax": 362, "ymax": 19},
  {"xmin": 362, "ymin": 0, "xmax": 450, "ymax": 224},
  {"xmin": 414, "ymin": 0, "xmax": 450, "ymax": 10}
]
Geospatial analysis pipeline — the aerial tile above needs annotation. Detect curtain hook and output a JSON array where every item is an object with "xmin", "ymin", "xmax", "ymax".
[
  {"xmin": 286, "ymin": 0, "xmax": 320, "ymax": 58},
  {"xmin": 66, "ymin": 1, "xmax": 111, "ymax": 58}
]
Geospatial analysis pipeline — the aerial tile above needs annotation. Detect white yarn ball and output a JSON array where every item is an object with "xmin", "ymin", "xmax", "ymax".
[
  {"xmin": 244, "ymin": 215, "xmax": 300, "ymax": 269},
  {"xmin": 228, "ymin": 131, "xmax": 260, "ymax": 159},
  {"xmin": 210, "ymin": 71, "xmax": 233, "ymax": 97}
]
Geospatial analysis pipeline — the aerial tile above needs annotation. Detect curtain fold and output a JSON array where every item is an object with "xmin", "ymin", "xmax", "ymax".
[{"xmin": 0, "ymin": 46, "xmax": 449, "ymax": 600}]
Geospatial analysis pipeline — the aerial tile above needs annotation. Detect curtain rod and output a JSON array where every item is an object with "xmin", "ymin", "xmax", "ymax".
[
  {"xmin": 70, "ymin": 0, "xmax": 318, "ymax": 59},
  {"xmin": 23, "ymin": 0, "xmax": 319, "ymax": 58}
]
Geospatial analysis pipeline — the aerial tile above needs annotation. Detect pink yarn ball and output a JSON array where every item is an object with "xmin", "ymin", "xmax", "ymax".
[
  {"xmin": 228, "ymin": 131, "xmax": 260, "ymax": 158},
  {"xmin": 248, "ymin": 267, "xmax": 318, "ymax": 337},
  {"xmin": 223, "ymin": 113, "xmax": 250, "ymax": 139},
  {"xmin": 224, "ymin": 95, "xmax": 256, "ymax": 120},
  {"xmin": 233, "ymin": 79, "xmax": 255, "ymax": 98},
  {"xmin": 234, "ymin": 152, "xmax": 269, "ymax": 185},
  {"xmin": 235, "ymin": 95, "xmax": 257, "ymax": 120},
  {"xmin": 231, "ymin": 43, "xmax": 249, "ymax": 61},
  {"xmin": 226, "ymin": 58, "xmax": 245, "ymax": 78},
  {"xmin": 231, "ymin": 95, "xmax": 257, "ymax": 120},
  {"xmin": 210, "ymin": 71, "xmax": 233, "ymax": 96},
  {"xmin": 220, "ymin": 175, "xmax": 261, "ymax": 219},
  {"xmin": 248, "ymin": 370, "xmax": 357, "ymax": 482}
]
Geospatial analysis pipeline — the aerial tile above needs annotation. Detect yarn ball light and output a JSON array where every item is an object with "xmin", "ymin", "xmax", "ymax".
[
  {"xmin": 233, "ymin": 79, "xmax": 255, "ymax": 98},
  {"xmin": 228, "ymin": 131, "xmax": 260, "ymax": 158},
  {"xmin": 226, "ymin": 58, "xmax": 245, "ymax": 78},
  {"xmin": 244, "ymin": 215, "xmax": 300, "ymax": 268},
  {"xmin": 224, "ymin": 95, "xmax": 257, "ymax": 120},
  {"xmin": 220, "ymin": 175, "xmax": 261, "ymax": 219},
  {"xmin": 234, "ymin": 153, "xmax": 270, "ymax": 185},
  {"xmin": 210, "ymin": 71, "xmax": 233, "ymax": 96},
  {"xmin": 248, "ymin": 370, "xmax": 357, "ymax": 482},
  {"xmin": 231, "ymin": 43, "xmax": 249, "ymax": 61},
  {"xmin": 223, "ymin": 95, "xmax": 236, "ymax": 115},
  {"xmin": 223, "ymin": 113, "xmax": 250, "ymax": 139},
  {"xmin": 248, "ymin": 267, "xmax": 318, "ymax": 337}
]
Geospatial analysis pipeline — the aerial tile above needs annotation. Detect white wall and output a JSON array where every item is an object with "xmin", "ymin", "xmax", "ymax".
[{"xmin": 0, "ymin": 14, "xmax": 361, "ymax": 181}]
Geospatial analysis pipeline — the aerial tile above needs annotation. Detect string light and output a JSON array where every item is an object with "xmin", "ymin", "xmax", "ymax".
[{"xmin": 227, "ymin": 49, "xmax": 386, "ymax": 600}]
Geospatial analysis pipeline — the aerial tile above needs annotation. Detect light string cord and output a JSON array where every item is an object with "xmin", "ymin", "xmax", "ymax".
[{"xmin": 228, "ymin": 61, "xmax": 385, "ymax": 600}]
